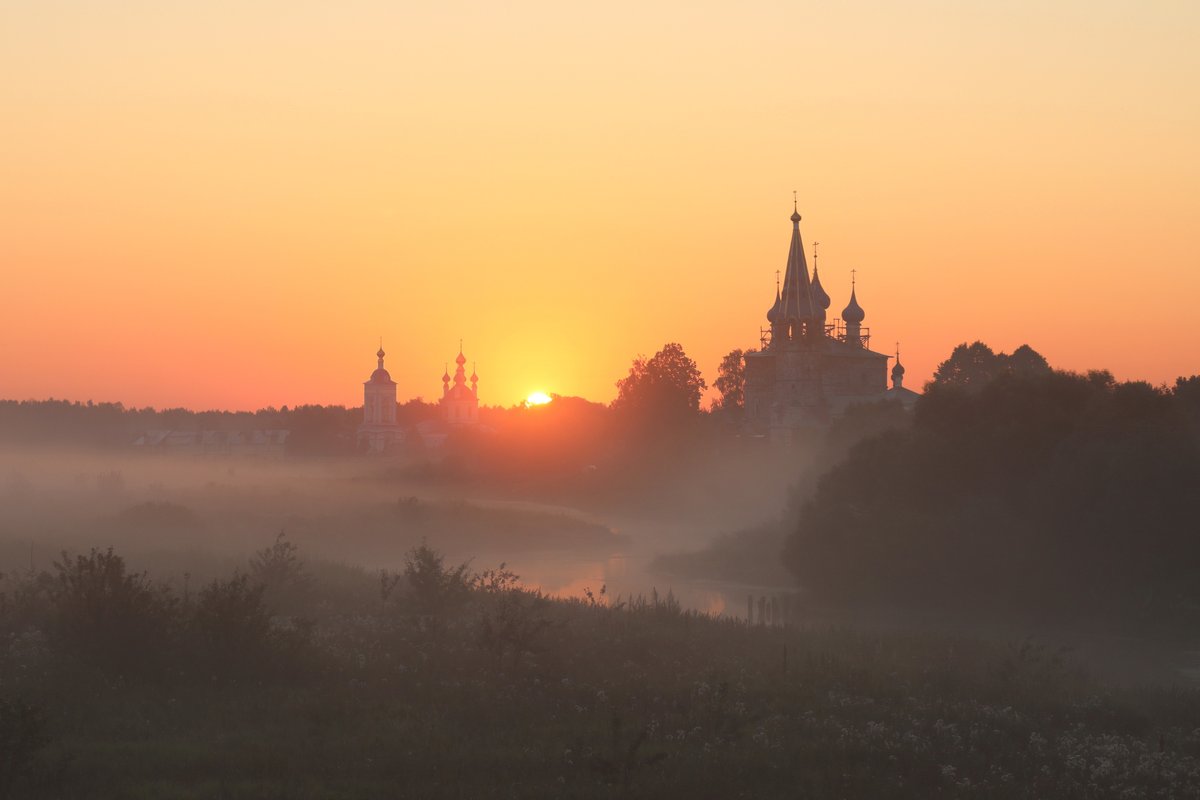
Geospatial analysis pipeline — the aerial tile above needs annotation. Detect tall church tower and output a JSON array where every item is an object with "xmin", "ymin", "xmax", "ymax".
[
  {"xmin": 770, "ymin": 204, "xmax": 827, "ymax": 347},
  {"xmin": 357, "ymin": 344, "xmax": 402, "ymax": 453}
]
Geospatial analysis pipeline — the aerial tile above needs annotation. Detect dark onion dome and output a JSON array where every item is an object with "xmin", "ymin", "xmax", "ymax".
[
  {"xmin": 891, "ymin": 359, "xmax": 906, "ymax": 379},
  {"xmin": 810, "ymin": 268, "xmax": 831, "ymax": 310},
  {"xmin": 841, "ymin": 287, "xmax": 865, "ymax": 324},
  {"xmin": 442, "ymin": 365, "xmax": 451, "ymax": 383},
  {"xmin": 766, "ymin": 288, "xmax": 782, "ymax": 323}
]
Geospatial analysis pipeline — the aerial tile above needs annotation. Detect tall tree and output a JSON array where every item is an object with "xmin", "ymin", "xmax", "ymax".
[
  {"xmin": 612, "ymin": 342, "xmax": 707, "ymax": 423},
  {"xmin": 713, "ymin": 348, "xmax": 754, "ymax": 412}
]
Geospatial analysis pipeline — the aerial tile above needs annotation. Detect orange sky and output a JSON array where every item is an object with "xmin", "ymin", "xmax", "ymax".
[{"xmin": 3, "ymin": 1, "xmax": 1198, "ymax": 410}]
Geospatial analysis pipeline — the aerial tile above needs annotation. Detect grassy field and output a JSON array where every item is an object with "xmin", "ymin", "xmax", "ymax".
[{"xmin": 2, "ymin": 542, "xmax": 1199, "ymax": 799}]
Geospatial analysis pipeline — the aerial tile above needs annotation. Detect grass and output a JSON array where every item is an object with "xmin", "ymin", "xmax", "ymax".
[{"xmin": 2, "ymin": 547, "xmax": 1199, "ymax": 799}]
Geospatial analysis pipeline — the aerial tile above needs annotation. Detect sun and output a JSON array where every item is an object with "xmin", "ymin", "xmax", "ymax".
[{"xmin": 525, "ymin": 391, "xmax": 553, "ymax": 406}]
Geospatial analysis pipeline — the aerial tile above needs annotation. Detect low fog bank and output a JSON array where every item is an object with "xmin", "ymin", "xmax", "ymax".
[{"xmin": 0, "ymin": 435, "xmax": 801, "ymax": 607}]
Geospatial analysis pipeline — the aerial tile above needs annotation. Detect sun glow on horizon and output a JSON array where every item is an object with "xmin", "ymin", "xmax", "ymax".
[{"xmin": 525, "ymin": 391, "xmax": 553, "ymax": 407}]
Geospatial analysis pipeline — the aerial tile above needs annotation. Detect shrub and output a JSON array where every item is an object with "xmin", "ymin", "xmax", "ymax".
[
  {"xmin": 48, "ymin": 548, "xmax": 174, "ymax": 676},
  {"xmin": 403, "ymin": 542, "xmax": 472, "ymax": 615},
  {"xmin": 249, "ymin": 531, "xmax": 313, "ymax": 615},
  {"xmin": 189, "ymin": 573, "xmax": 272, "ymax": 679}
]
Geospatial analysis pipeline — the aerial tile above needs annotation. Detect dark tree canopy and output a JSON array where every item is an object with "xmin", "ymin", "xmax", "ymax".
[
  {"xmin": 786, "ymin": 346, "xmax": 1200, "ymax": 630},
  {"xmin": 928, "ymin": 341, "xmax": 1051, "ymax": 391},
  {"xmin": 612, "ymin": 342, "xmax": 707, "ymax": 422},
  {"xmin": 712, "ymin": 348, "xmax": 753, "ymax": 412}
]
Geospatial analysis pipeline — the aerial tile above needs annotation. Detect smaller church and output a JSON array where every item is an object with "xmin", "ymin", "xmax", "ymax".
[
  {"xmin": 744, "ymin": 205, "xmax": 919, "ymax": 442},
  {"xmin": 357, "ymin": 345, "xmax": 404, "ymax": 454},
  {"xmin": 440, "ymin": 344, "xmax": 479, "ymax": 426}
]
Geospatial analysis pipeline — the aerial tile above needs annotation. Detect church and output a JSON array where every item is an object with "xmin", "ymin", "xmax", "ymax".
[
  {"xmin": 440, "ymin": 343, "xmax": 480, "ymax": 426},
  {"xmin": 744, "ymin": 206, "xmax": 918, "ymax": 442},
  {"xmin": 357, "ymin": 345, "xmax": 404, "ymax": 454}
]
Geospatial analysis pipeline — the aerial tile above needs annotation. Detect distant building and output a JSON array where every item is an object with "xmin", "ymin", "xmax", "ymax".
[
  {"xmin": 357, "ymin": 345, "xmax": 404, "ymax": 454},
  {"xmin": 440, "ymin": 344, "xmax": 479, "ymax": 426},
  {"xmin": 744, "ymin": 205, "xmax": 919, "ymax": 442},
  {"xmin": 133, "ymin": 429, "xmax": 289, "ymax": 458}
]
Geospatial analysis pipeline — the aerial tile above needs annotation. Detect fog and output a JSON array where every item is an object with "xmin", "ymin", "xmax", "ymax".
[{"xmin": 0, "ymin": 441, "xmax": 801, "ymax": 614}]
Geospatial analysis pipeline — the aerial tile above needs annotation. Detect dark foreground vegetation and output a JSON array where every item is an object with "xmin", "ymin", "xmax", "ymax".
[
  {"xmin": 2, "ymin": 540, "xmax": 1199, "ymax": 799},
  {"xmin": 788, "ymin": 344, "xmax": 1200, "ymax": 633}
]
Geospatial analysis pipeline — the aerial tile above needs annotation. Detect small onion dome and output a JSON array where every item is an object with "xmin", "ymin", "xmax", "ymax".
[
  {"xmin": 891, "ymin": 359, "xmax": 906, "ymax": 380},
  {"xmin": 376, "ymin": 347, "xmax": 385, "ymax": 359},
  {"xmin": 811, "ymin": 268, "xmax": 831, "ymax": 310},
  {"xmin": 766, "ymin": 289, "xmax": 782, "ymax": 323},
  {"xmin": 470, "ymin": 370, "xmax": 478, "ymax": 383},
  {"xmin": 455, "ymin": 351, "xmax": 467, "ymax": 366},
  {"xmin": 841, "ymin": 288, "xmax": 865, "ymax": 324},
  {"xmin": 442, "ymin": 366, "xmax": 451, "ymax": 383},
  {"xmin": 790, "ymin": 209, "xmax": 801, "ymax": 223}
]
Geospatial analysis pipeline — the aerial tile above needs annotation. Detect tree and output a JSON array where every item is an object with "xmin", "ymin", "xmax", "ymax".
[
  {"xmin": 929, "ymin": 341, "xmax": 1050, "ymax": 391},
  {"xmin": 612, "ymin": 343, "xmax": 707, "ymax": 423},
  {"xmin": 928, "ymin": 341, "xmax": 1004, "ymax": 390},
  {"xmin": 712, "ymin": 348, "xmax": 754, "ymax": 412}
]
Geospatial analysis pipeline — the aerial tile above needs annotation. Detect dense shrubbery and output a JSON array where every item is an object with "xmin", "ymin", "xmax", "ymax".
[
  {"xmin": 787, "ymin": 344, "xmax": 1200, "ymax": 629},
  {"xmin": 0, "ymin": 538, "xmax": 1198, "ymax": 797}
]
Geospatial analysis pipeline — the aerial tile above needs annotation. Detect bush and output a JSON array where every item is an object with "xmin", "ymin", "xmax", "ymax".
[
  {"xmin": 403, "ymin": 542, "xmax": 472, "ymax": 615},
  {"xmin": 249, "ymin": 531, "xmax": 313, "ymax": 615},
  {"xmin": 188, "ymin": 574, "xmax": 273, "ymax": 679},
  {"xmin": 48, "ymin": 548, "xmax": 174, "ymax": 676}
]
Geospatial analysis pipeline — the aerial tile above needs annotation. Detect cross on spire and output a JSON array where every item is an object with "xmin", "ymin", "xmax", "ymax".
[
  {"xmin": 851, "ymin": 268, "xmax": 857, "ymax": 288},
  {"xmin": 792, "ymin": 190, "xmax": 797, "ymax": 212},
  {"xmin": 775, "ymin": 269, "xmax": 781, "ymax": 291}
]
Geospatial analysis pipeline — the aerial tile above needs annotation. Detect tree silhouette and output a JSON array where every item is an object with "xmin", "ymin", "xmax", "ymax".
[
  {"xmin": 713, "ymin": 348, "xmax": 753, "ymax": 412},
  {"xmin": 612, "ymin": 343, "xmax": 707, "ymax": 424},
  {"xmin": 787, "ymin": 346, "xmax": 1200, "ymax": 628},
  {"xmin": 929, "ymin": 341, "xmax": 1050, "ymax": 391}
]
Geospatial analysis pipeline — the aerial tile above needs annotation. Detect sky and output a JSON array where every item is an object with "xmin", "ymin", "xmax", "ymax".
[{"xmin": 2, "ymin": 0, "xmax": 1198, "ymax": 410}]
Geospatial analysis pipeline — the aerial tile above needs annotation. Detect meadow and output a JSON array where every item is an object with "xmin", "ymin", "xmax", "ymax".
[{"xmin": 2, "ymin": 539, "xmax": 1198, "ymax": 799}]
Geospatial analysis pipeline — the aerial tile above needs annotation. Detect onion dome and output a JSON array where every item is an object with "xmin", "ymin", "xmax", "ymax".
[
  {"xmin": 470, "ymin": 363, "xmax": 478, "ymax": 383},
  {"xmin": 368, "ymin": 346, "xmax": 392, "ymax": 382},
  {"xmin": 442, "ymin": 364, "xmax": 451, "ymax": 383},
  {"xmin": 455, "ymin": 351, "xmax": 467, "ymax": 366},
  {"xmin": 790, "ymin": 209, "xmax": 801, "ymax": 223},
  {"xmin": 811, "ymin": 268, "xmax": 831, "ymax": 310},
  {"xmin": 892, "ymin": 344, "xmax": 906, "ymax": 383},
  {"xmin": 766, "ymin": 287, "xmax": 782, "ymax": 323},
  {"xmin": 841, "ymin": 287, "xmax": 865, "ymax": 324}
]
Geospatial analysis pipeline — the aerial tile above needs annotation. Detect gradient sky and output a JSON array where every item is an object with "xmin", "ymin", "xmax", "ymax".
[{"xmin": 3, "ymin": 1, "xmax": 1198, "ymax": 410}]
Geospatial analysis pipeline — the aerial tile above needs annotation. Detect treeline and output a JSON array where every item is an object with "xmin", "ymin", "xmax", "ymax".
[
  {"xmin": 0, "ymin": 399, "xmax": 438, "ymax": 455},
  {"xmin": 786, "ymin": 342, "xmax": 1200, "ymax": 630}
]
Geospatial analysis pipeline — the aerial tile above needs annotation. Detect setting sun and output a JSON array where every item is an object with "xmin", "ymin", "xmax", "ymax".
[{"xmin": 525, "ymin": 391, "xmax": 553, "ymax": 407}]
